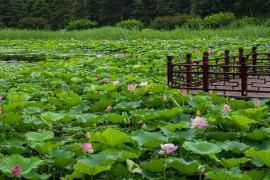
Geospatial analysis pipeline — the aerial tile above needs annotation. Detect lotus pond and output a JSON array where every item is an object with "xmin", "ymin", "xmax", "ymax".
[{"xmin": 1, "ymin": 38, "xmax": 270, "ymax": 179}]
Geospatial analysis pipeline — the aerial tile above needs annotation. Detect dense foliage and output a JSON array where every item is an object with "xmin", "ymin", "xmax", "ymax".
[
  {"xmin": 1, "ymin": 38, "xmax": 270, "ymax": 179},
  {"xmin": 66, "ymin": 19, "xmax": 97, "ymax": 31},
  {"xmin": 0, "ymin": 21, "xmax": 5, "ymax": 29},
  {"xmin": 116, "ymin": 19, "xmax": 144, "ymax": 30},
  {"xmin": 18, "ymin": 17, "xmax": 49, "ymax": 30},
  {"xmin": 0, "ymin": 0, "xmax": 270, "ymax": 29},
  {"xmin": 203, "ymin": 12, "xmax": 236, "ymax": 28},
  {"xmin": 150, "ymin": 15, "xmax": 191, "ymax": 30}
]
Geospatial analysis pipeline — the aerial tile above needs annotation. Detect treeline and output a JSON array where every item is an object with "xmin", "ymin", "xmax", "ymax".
[{"xmin": 0, "ymin": 0, "xmax": 270, "ymax": 29}]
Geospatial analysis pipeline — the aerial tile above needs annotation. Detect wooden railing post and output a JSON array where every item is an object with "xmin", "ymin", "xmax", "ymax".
[
  {"xmin": 224, "ymin": 50, "xmax": 230, "ymax": 81},
  {"xmin": 252, "ymin": 47, "xmax": 257, "ymax": 73},
  {"xmin": 186, "ymin": 53, "xmax": 192, "ymax": 88},
  {"xmin": 239, "ymin": 48, "xmax": 247, "ymax": 97},
  {"xmin": 167, "ymin": 56, "xmax": 173, "ymax": 87},
  {"xmin": 202, "ymin": 51, "xmax": 209, "ymax": 92}
]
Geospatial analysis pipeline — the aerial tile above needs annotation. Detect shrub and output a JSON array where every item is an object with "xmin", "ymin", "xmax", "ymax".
[
  {"xmin": 203, "ymin": 12, "xmax": 236, "ymax": 28},
  {"xmin": 230, "ymin": 16, "xmax": 257, "ymax": 27},
  {"xmin": 265, "ymin": 18, "xmax": 270, "ymax": 27},
  {"xmin": 150, "ymin": 15, "xmax": 191, "ymax": 30},
  {"xmin": 0, "ymin": 21, "xmax": 5, "ymax": 29},
  {"xmin": 66, "ymin": 19, "xmax": 97, "ymax": 31},
  {"xmin": 183, "ymin": 17, "xmax": 204, "ymax": 30},
  {"xmin": 18, "ymin": 17, "xmax": 49, "ymax": 30},
  {"xmin": 116, "ymin": 19, "xmax": 144, "ymax": 30}
]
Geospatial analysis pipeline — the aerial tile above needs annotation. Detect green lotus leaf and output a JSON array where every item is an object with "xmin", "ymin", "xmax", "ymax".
[
  {"xmin": 220, "ymin": 157, "xmax": 250, "ymax": 168},
  {"xmin": 1, "ymin": 145, "xmax": 27, "ymax": 155},
  {"xmin": 23, "ymin": 107, "xmax": 42, "ymax": 115},
  {"xmin": 141, "ymin": 159, "xmax": 165, "ymax": 172},
  {"xmin": 31, "ymin": 141, "xmax": 63, "ymax": 154},
  {"xmin": 109, "ymin": 163, "xmax": 129, "ymax": 176},
  {"xmin": 114, "ymin": 101, "xmax": 142, "ymax": 111},
  {"xmin": 161, "ymin": 128, "xmax": 195, "ymax": 141},
  {"xmin": 228, "ymin": 114, "xmax": 258, "ymax": 130},
  {"xmin": 164, "ymin": 121, "xmax": 190, "ymax": 131},
  {"xmin": 73, "ymin": 149, "xmax": 122, "ymax": 176},
  {"xmin": 165, "ymin": 157, "xmax": 200, "ymax": 175},
  {"xmin": 245, "ymin": 148, "xmax": 270, "ymax": 167},
  {"xmin": 207, "ymin": 132, "xmax": 239, "ymax": 141},
  {"xmin": 69, "ymin": 104, "xmax": 90, "ymax": 113},
  {"xmin": 216, "ymin": 141, "xmax": 249, "ymax": 153},
  {"xmin": 0, "ymin": 154, "xmax": 43, "ymax": 177},
  {"xmin": 23, "ymin": 171, "xmax": 51, "ymax": 180},
  {"xmin": 206, "ymin": 169, "xmax": 252, "ymax": 180},
  {"xmin": 25, "ymin": 131, "xmax": 54, "ymax": 142},
  {"xmin": 182, "ymin": 141, "xmax": 222, "ymax": 155},
  {"xmin": 95, "ymin": 84, "xmax": 118, "ymax": 91},
  {"xmin": 132, "ymin": 131, "xmax": 167, "ymax": 148},
  {"xmin": 40, "ymin": 112, "xmax": 64, "ymax": 122},
  {"xmin": 238, "ymin": 108, "xmax": 266, "ymax": 121},
  {"xmin": 56, "ymin": 91, "xmax": 83, "ymax": 108},
  {"xmin": 7, "ymin": 92, "xmax": 31, "ymax": 102},
  {"xmin": 91, "ymin": 98, "xmax": 115, "ymax": 112},
  {"xmin": 99, "ymin": 113, "xmax": 126, "ymax": 124},
  {"xmin": 91, "ymin": 128, "xmax": 131, "ymax": 147},
  {"xmin": 246, "ymin": 128, "xmax": 270, "ymax": 141},
  {"xmin": 49, "ymin": 149, "xmax": 75, "ymax": 168},
  {"xmin": 243, "ymin": 170, "xmax": 269, "ymax": 180},
  {"xmin": 135, "ymin": 108, "xmax": 182, "ymax": 121}
]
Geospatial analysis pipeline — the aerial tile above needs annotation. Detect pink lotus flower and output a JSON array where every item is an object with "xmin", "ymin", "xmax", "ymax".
[
  {"xmin": 127, "ymin": 84, "xmax": 137, "ymax": 91},
  {"xmin": 159, "ymin": 143, "xmax": 178, "ymax": 155},
  {"xmin": 85, "ymin": 132, "xmax": 91, "ymax": 138},
  {"xmin": 106, "ymin": 105, "xmax": 113, "ymax": 112},
  {"xmin": 191, "ymin": 116, "xmax": 208, "ymax": 129},
  {"xmin": 141, "ymin": 123, "xmax": 147, "ymax": 129},
  {"xmin": 207, "ymin": 49, "xmax": 213, "ymax": 54},
  {"xmin": 223, "ymin": 104, "xmax": 232, "ymax": 113},
  {"xmin": 11, "ymin": 165, "xmax": 22, "ymax": 176},
  {"xmin": 81, "ymin": 143, "xmax": 94, "ymax": 153},
  {"xmin": 254, "ymin": 99, "xmax": 260, "ymax": 108},
  {"xmin": 101, "ymin": 78, "xmax": 109, "ymax": 83},
  {"xmin": 113, "ymin": 80, "xmax": 120, "ymax": 86},
  {"xmin": 0, "ymin": 96, "xmax": 3, "ymax": 101}
]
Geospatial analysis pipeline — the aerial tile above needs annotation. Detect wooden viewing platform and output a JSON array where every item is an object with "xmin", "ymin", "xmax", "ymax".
[{"xmin": 167, "ymin": 47, "xmax": 270, "ymax": 98}]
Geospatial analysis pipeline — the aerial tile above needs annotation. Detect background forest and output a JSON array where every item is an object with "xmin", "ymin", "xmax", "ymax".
[{"xmin": 1, "ymin": 0, "xmax": 270, "ymax": 30}]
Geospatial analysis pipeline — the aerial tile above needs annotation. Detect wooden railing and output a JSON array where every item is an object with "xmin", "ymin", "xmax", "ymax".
[{"xmin": 167, "ymin": 47, "xmax": 270, "ymax": 98}]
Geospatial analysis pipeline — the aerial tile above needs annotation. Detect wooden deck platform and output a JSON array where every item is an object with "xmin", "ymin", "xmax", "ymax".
[{"xmin": 182, "ymin": 75, "xmax": 270, "ymax": 98}]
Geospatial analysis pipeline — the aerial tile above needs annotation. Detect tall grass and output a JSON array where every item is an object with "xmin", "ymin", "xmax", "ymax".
[{"xmin": 0, "ymin": 26, "xmax": 269, "ymax": 40}]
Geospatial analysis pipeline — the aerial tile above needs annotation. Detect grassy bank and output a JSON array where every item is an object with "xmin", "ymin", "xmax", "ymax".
[{"xmin": 0, "ymin": 26, "xmax": 270, "ymax": 40}]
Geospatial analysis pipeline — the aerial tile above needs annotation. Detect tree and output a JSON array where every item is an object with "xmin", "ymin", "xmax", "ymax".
[
  {"xmin": 48, "ymin": 0, "xmax": 74, "ymax": 29},
  {"xmin": 233, "ymin": 0, "xmax": 270, "ymax": 17},
  {"xmin": 0, "ymin": 0, "xmax": 28, "ymax": 27}
]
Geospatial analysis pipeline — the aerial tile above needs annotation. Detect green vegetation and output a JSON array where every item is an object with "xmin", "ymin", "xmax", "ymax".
[
  {"xmin": 116, "ymin": 19, "xmax": 144, "ymax": 30},
  {"xmin": 2, "ymin": 0, "xmax": 270, "ymax": 179},
  {"xmin": 66, "ymin": 19, "xmax": 97, "ymax": 31},
  {"xmin": 150, "ymin": 15, "xmax": 192, "ymax": 30},
  {"xmin": 0, "ymin": 26, "xmax": 270, "ymax": 40},
  {"xmin": 0, "ymin": 36, "xmax": 270, "ymax": 179}
]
